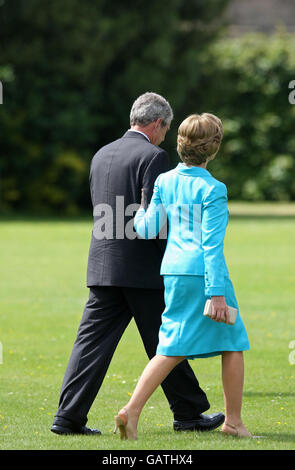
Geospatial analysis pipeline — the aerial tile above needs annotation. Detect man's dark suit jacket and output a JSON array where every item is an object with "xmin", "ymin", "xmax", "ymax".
[{"xmin": 86, "ymin": 130, "xmax": 169, "ymax": 289}]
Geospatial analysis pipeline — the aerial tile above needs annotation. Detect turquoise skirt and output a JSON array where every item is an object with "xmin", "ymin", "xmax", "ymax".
[{"xmin": 156, "ymin": 275, "xmax": 250, "ymax": 359}]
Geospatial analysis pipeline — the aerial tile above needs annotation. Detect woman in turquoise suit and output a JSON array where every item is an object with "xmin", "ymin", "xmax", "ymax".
[{"xmin": 114, "ymin": 113, "xmax": 251, "ymax": 439}]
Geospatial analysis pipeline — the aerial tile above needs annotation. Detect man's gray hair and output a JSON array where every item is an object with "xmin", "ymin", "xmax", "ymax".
[{"xmin": 130, "ymin": 92, "xmax": 173, "ymax": 128}]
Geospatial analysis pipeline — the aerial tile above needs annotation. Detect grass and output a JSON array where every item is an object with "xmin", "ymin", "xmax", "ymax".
[{"xmin": 0, "ymin": 202, "xmax": 295, "ymax": 451}]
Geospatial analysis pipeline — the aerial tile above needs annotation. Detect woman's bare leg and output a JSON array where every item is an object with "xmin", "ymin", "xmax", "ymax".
[
  {"xmin": 116, "ymin": 354, "xmax": 185, "ymax": 437},
  {"xmin": 221, "ymin": 351, "xmax": 251, "ymax": 436}
]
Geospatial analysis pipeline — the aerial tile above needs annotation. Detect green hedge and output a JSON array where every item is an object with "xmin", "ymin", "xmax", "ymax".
[
  {"xmin": 0, "ymin": 0, "xmax": 230, "ymax": 214},
  {"xmin": 195, "ymin": 31, "xmax": 295, "ymax": 201},
  {"xmin": 1, "ymin": 4, "xmax": 295, "ymax": 212}
]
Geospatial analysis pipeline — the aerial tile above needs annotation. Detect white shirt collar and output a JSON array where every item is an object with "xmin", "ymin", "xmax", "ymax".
[{"xmin": 128, "ymin": 129, "xmax": 150, "ymax": 142}]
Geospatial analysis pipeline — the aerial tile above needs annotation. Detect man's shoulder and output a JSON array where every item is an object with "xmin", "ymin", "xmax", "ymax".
[
  {"xmin": 92, "ymin": 137, "xmax": 123, "ymax": 157},
  {"xmin": 92, "ymin": 135, "xmax": 167, "ymax": 162},
  {"xmin": 127, "ymin": 136, "xmax": 168, "ymax": 160}
]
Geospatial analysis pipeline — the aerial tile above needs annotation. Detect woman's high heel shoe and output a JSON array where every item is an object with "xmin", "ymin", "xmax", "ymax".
[
  {"xmin": 221, "ymin": 422, "xmax": 252, "ymax": 438},
  {"xmin": 113, "ymin": 407, "xmax": 137, "ymax": 440}
]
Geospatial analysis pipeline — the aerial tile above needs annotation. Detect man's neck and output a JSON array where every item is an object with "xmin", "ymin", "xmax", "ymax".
[{"xmin": 130, "ymin": 125, "xmax": 152, "ymax": 142}]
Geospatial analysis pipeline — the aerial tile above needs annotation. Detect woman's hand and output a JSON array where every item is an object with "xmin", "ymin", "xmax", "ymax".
[
  {"xmin": 210, "ymin": 296, "xmax": 230, "ymax": 324},
  {"xmin": 140, "ymin": 188, "xmax": 146, "ymax": 209}
]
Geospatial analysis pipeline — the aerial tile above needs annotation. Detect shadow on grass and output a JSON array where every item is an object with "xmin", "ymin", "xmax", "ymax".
[
  {"xmin": 258, "ymin": 432, "xmax": 295, "ymax": 444},
  {"xmin": 207, "ymin": 428, "xmax": 295, "ymax": 445},
  {"xmin": 177, "ymin": 428, "xmax": 295, "ymax": 445}
]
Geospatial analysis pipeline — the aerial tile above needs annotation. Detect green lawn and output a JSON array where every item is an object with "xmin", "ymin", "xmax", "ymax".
[{"xmin": 0, "ymin": 203, "xmax": 295, "ymax": 451}]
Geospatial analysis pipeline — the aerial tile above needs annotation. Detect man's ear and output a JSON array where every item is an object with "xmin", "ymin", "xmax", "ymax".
[{"xmin": 154, "ymin": 118, "xmax": 162, "ymax": 129}]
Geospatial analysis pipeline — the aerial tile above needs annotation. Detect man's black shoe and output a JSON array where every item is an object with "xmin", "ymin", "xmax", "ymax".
[
  {"xmin": 173, "ymin": 412, "xmax": 225, "ymax": 432},
  {"xmin": 51, "ymin": 424, "xmax": 101, "ymax": 435},
  {"xmin": 51, "ymin": 417, "xmax": 101, "ymax": 435}
]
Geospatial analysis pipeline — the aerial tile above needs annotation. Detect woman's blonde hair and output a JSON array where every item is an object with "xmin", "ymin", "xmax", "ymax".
[{"xmin": 177, "ymin": 113, "xmax": 223, "ymax": 165}]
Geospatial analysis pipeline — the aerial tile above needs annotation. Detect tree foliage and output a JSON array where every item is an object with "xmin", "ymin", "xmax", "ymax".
[
  {"xmin": 0, "ymin": 0, "xmax": 230, "ymax": 213},
  {"xmin": 3, "ymin": 2, "xmax": 294, "ymax": 212},
  {"xmin": 200, "ymin": 31, "xmax": 295, "ymax": 201}
]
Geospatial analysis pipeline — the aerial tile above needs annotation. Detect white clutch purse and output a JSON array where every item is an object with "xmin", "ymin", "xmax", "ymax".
[{"xmin": 203, "ymin": 299, "xmax": 237, "ymax": 325}]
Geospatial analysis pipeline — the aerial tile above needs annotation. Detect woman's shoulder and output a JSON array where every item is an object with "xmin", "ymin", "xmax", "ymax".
[
  {"xmin": 203, "ymin": 175, "xmax": 228, "ymax": 202},
  {"xmin": 208, "ymin": 174, "xmax": 227, "ymax": 190},
  {"xmin": 155, "ymin": 168, "xmax": 178, "ymax": 185}
]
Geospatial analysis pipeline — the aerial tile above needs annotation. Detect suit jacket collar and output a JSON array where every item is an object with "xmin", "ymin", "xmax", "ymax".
[
  {"xmin": 123, "ymin": 130, "xmax": 150, "ymax": 142},
  {"xmin": 175, "ymin": 162, "xmax": 211, "ymax": 177}
]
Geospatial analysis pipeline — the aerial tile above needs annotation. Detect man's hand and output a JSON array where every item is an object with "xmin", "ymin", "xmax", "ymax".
[{"xmin": 210, "ymin": 296, "xmax": 229, "ymax": 324}]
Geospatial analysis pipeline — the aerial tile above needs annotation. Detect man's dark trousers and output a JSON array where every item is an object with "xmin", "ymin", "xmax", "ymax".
[
  {"xmin": 55, "ymin": 285, "xmax": 209, "ymax": 427},
  {"xmin": 54, "ymin": 130, "xmax": 210, "ymax": 427}
]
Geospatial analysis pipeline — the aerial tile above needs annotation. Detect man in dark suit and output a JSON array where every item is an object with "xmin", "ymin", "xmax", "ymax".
[{"xmin": 51, "ymin": 92, "xmax": 224, "ymax": 435}]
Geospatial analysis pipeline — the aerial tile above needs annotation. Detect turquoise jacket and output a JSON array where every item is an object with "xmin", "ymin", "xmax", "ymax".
[{"xmin": 134, "ymin": 162, "xmax": 230, "ymax": 297}]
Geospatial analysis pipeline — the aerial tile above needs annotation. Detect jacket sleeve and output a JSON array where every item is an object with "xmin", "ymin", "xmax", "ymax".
[
  {"xmin": 142, "ymin": 150, "xmax": 169, "ymax": 206},
  {"xmin": 139, "ymin": 150, "xmax": 169, "ymax": 252},
  {"xmin": 134, "ymin": 176, "xmax": 167, "ymax": 240},
  {"xmin": 201, "ymin": 182, "xmax": 229, "ymax": 297}
]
